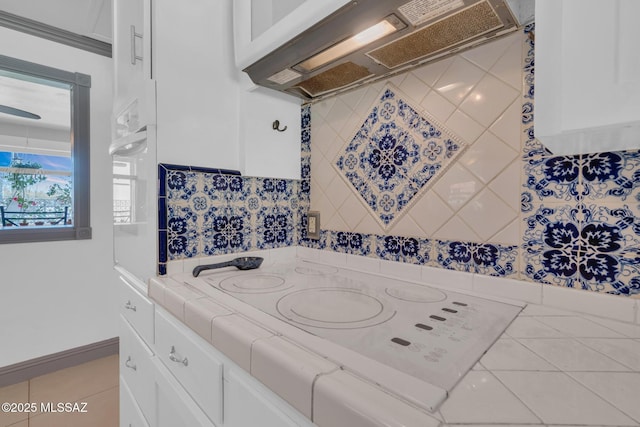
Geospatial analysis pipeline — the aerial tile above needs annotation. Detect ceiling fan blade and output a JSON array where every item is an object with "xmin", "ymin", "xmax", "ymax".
[{"xmin": 0, "ymin": 104, "xmax": 41, "ymax": 120}]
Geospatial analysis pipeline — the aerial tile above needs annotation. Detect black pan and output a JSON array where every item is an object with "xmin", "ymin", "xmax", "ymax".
[{"xmin": 192, "ymin": 256, "xmax": 264, "ymax": 277}]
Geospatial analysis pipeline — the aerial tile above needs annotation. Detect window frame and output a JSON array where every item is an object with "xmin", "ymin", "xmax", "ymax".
[{"xmin": 0, "ymin": 54, "xmax": 91, "ymax": 243}]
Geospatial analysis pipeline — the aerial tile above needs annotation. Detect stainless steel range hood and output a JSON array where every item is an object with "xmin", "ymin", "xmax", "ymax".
[{"xmin": 243, "ymin": 0, "xmax": 531, "ymax": 102}]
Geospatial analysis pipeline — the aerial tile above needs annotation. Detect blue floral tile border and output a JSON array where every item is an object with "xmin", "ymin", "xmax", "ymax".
[{"xmin": 334, "ymin": 84, "xmax": 466, "ymax": 230}]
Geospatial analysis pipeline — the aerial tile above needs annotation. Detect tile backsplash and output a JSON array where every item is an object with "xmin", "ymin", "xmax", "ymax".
[{"xmin": 159, "ymin": 25, "xmax": 639, "ymax": 299}]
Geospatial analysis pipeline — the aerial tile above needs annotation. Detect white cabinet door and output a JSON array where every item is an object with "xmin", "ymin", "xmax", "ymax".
[
  {"xmin": 113, "ymin": 0, "xmax": 152, "ymax": 116},
  {"xmin": 152, "ymin": 358, "xmax": 216, "ymax": 427},
  {"xmin": 120, "ymin": 377, "xmax": 151, "ymax": 427},
  {"xmin": 535, "ymin": 0, "xmax": 640, "ymax": 154},
  {"xmin": 224, "ymin": 366, "xmax": 313, "ymax": 427}
]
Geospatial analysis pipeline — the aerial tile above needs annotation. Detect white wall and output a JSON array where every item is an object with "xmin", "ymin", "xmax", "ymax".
[
  {"xmin": 154, "ymin": 0, "xmax": 241, "ymax": 170},
  {"xmin": 0, "ymin": 27, "xmax": 118, "ymax": 367}
]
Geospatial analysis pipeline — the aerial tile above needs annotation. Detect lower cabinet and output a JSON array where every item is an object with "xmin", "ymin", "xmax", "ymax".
[
  {"xmin": 153, "ymin": 358, "xmax": 216, "ymax": 427},
  {"xmin": 119, "ymin": 276, "xmax": 314, "ymax": 427}
]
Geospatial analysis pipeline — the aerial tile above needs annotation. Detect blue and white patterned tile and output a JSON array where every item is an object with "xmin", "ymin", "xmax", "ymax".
[
  {"xmin": 577, "ymin": 203, "xmax": 640, "ymax": 297},
  {"xmin": 166, "ymin": 169, "xmax": 199, "ymax": 201},
  {"xmin": 301, "ymin": 153, "xmax": 311, "ymax": 179},
  {"xmin": 167, "ymin": 204, "xmax": 199, "ymax": 259},
  {"xmin": 435, "ymin": 240, "xmax": 516, "ymax": 276},
  {"xmin": 333, "ymin": 84, "xmax": 466, "ymax": 230},
  {"xmin": 201, "ymin": 205, "xmax": 252, "ymax": 255},
  {"xmin": 301, "ymin": 127, "xmax": 311, "ymax": 153},
  {"xmin": 580, "ymin": 150, "xmax": 640, "ymax": 202},
  {"xmin": 329, "ymin": 231, "xmax": 372, "ymax": 256},
  {"xmin": 524, "ymin": 154, "xmax": 582, "ymax": 202},
  {"xmin": 203, "ymin": 173, "xmax": 249, "ymax": 206},
  {"xmin": 473, "ymin": 243, "xmax": 518, "ymax": 277},
  {"xmin": 522, "ymin": 204, "xmax": 581, "ymax": 288},
  {"xmin": 301, "ymin": 105, "xmax": 311, "ymax": 131},
  {"xmin": 375, "ymin": 235, "xmax": 431, "ymax": 265},
  {"xmin": 255, "ymin": 178, "xmax": 294, "ymax": 204},
  {"xmin": 255, "ymin": 206, "xmax": 295, "ymax": 249},
  {"xmin": 435, "ymin": 240, "xmax": 476, "ymax": 273},
  {"xmin": 299, "ymin": 229, "xmax": 328, "ymax": 250}
]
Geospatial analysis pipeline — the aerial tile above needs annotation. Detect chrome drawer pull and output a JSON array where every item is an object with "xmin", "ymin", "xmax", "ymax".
[
  {"xmin": 125, "ymin": 356, "xmax": 137, "ymax": 371},
  {"xmin": 168, "ymin": 345, "xmax": 188, "ymax": 366},
  {"xmin": 124, "ymin": 300, "xmax": 137, "ymax": 311}
]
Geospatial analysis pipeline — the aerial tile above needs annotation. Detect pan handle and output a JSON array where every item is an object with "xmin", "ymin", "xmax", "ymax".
[{"xmin": 192, "ymin": 261, "xmax": 233, "ymax": 277}]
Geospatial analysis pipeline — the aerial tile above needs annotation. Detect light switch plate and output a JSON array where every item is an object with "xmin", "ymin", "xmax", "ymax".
[{"xmin": 307, "ymin": 211, "xmax": 320, "ymax": 240}]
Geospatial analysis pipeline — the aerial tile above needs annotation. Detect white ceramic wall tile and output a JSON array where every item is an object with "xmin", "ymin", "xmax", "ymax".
[
  {"xmin": 336, "ymin": 195, "xmax": 369, "ymax": 230},
  {"xmin": 313, "ymin": 97, "xmax": 336, "ymax": 120},
  {"xmin": 439, "ymin": 371, "xmax": 540, "ymax": 424},
  {"xmin": 577, "ymin": 338, "xmax": 640, "ymax": 370},
  {"xmin": 445, "ymin": 110, "xmax": 485, "ymax": 143},
  {"xmin": 324, "ymin": 211, "xmax": 349, "ymax": 232},
  {"xmin": 568, "ymin": 372, "xmax": 640, "ymax": 423},
  {"xmin": 489, "ymin": 34, "xmax": 524, "ymax": 90},
  {"xmin": 323, "ymin": 98, "xmax": 353, "ymax": 136},
  {"xmin": 323, "ymin": 175, "xmax": 352, "ymax": 212},
  {"xmin": 346, "ymin": 254, "xmax": 380, "ymax": 273},
  {"xmin": 459, "ymin": 131, "xmax": 518, "ymax": 184},
  {"xmin": 490, "ymin": 219, "xmax": 520, "ymax": 245},
  {"xmin": 406, "ymin": 190, "xmax": 455, "ymax": 236},
  {"xmin": 398, "ymin": 72, "xmax": 430, "ymax": 104},
  {"xmin": 433, "ymin": 217, "xmax": 482, "ymax": 242},
  {"xmin": 379, "ymin": 259, "xmax": 422, "ymax": 282},
  {"xmin": 388, "ymin": 214, "xmax": 427, "ymax": 239},
  {"xmin": 339, "ymin": 86, "xmax": 366, "ymax": 111},
  {"xmin": 494, "ymin": 371, "xmax": 637, "ymax": 425},
  {"xmin": 457, "ymin": 189, "xmax": 518, "ymax": 241},
  {"xmin": 353, "ymin": 86, "xmax": 382, "ymax": 118},
  {"xmin": 421, "ymin": 266, "xmax": 474, "ymax": 291},
  {"xmin": 472, "ymin": 275, "xmax": 542, "ymax": 304},
  {"xmin": 534, "ymin": 316, "xmax": 626, "ymax": 338},
  {"xmin": 432, "ymin": 163, "xmax": 482, "ymax": 211},
  {"xmin": 433, "ymin": 57, "xmax": 485, "ymax": 106},
  {"xmin": 461, "ymin": 33, "xmax": 518, "ymax": 71},
  {"xmin": 311, "ymin": 153, "xmax": 334, "ymax": 190},
  {"xmin": 518, "ymin": 338, "xmax": 630, "ymax": 371},
  {"xmin": 420, "ymin": 90, "xmax": 456, "ymax": 122},
  {"xmin": 459, "ymin": 74, "xmax": 520, "ymax": 127},
  {"xmin": 479, "ymin": 338, "xmax": 557, "ymax": 371},
  {"xmin": 520, "ymin": 304, "xmax": 577, "ymax": 317},
  {"xmin": 489, "ymin": 99, "xmax": 522, "ymax": 151},
  {"xmin": 542, "ymin": 284, "xmax": 638, "ymax": 323},
  {"xmin": 488, "ymin": 161, "xmax": 522, "ymax": 211},
  {"xmin": 412, "ymin": 56, "xmax": 453, "ymax": 87}
]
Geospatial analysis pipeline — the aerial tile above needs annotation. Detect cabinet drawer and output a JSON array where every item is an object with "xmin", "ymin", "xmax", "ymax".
[
  {"xmin": 119, "ymin": 274, "xmax": 154, "ymax": 345},
  {"xmin": 120, "ymin": 316, "xmax": 155, "ymax": 425},
  {"xmin": 120, "ymin": 376, "xmax": 150, "ymax": 427},
  {"xmin": 155, "ymin": 309, "xmax": 223, "ymax": 426}
]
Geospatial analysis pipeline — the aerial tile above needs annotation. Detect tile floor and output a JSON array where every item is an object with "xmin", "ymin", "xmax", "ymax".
[
  {"xmin": 0, "ymin": 355, "xmax": 118, "ymax": 427},
  {"xmin": 438, "ymin": 304, "xmax": 640, "ymax": 426}
]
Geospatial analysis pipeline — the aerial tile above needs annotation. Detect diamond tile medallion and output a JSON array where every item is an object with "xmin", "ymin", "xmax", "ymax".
[{"xmin": 334, "ymin": 84, "xmax": 467, "ymax": 230}]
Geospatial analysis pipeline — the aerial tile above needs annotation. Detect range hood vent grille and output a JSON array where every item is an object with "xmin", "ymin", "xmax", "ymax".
[
  {"xmin": 368, "ymin": 1, "xmax": 502, "ymax": 69},
  {"xmin": 244, "ymin": 0, "xmax": 525, "ymax": 101},
  {"xmin": 297, "ymin": 62, "xmax": 372, "ymax": 97}
]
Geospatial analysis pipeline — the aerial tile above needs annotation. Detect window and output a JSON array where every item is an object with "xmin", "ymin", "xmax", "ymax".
[{"xmin": 0, "ymin": 55, "xmax": 91, "ymax": 243}]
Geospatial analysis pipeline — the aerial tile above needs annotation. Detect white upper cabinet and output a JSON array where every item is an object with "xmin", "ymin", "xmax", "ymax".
[
  {"xmin": 112, "ymin": 0, "xmax": 152, "ymax": 117},
  {"xmin": 535, "ymin": 0, "xmax": 640, "ymax": 155},
  {"xmin": 233, "ymin": 0, "xmax": 350, "ymax": 70}
]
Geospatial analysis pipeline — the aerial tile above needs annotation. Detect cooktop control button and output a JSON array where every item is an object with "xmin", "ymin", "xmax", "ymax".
[
  {"xmin": 430, "ymin": 315, "xmax": 446, "ymax": 321},
  {"xmin": 415, "ymin": 323, "xmax": 433, "ymax": 331},
  {"xmin": 442, "ymin": 308, "xmax": 458, "ymax": 313},
  {"xmin": 391, "ymin": 337, "xmax": 411, "ymax": 346},
  {"xmin": 453, "ymin": 301, "xmax": 468, "ymax": 306}
]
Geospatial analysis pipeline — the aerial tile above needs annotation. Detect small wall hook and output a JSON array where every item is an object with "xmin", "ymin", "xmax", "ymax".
[{"xmin": 272, "ymin": 120, "xmax": 287, "ymax": 132}]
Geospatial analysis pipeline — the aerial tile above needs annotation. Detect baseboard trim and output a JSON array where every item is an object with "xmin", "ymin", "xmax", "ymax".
[{"xmin": 0, "ymin": 337, "xmax": 119, "ymax": 388}]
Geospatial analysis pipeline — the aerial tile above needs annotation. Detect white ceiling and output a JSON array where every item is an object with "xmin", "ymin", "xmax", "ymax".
[{"xmin": 0, "ymin": 0, "xmax": 112, "ymax": 43}]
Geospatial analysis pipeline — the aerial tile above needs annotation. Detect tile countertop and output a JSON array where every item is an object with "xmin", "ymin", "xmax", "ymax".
[{"xmin": 152, "ymin": 250, "xmax": 640, "ymax": 427}]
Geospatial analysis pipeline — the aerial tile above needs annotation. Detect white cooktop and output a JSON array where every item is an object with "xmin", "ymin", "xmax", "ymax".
[{"xmin": 201, "ymin": 259, "xmax": 522, "ymax": 392}]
